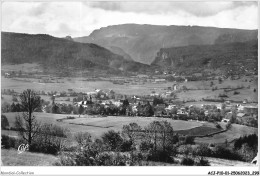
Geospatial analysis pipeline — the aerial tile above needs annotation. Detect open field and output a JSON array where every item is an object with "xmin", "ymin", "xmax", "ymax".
[
  {"xmin": 2, "ymin": 112, "xmax": 203, "ymax": 138},
  {"xmin": 1, "ymin": 63, "xmax": 42, "ymax": 73},
  {"xmin": 3, "ymin": 112, "xmax": 257, "ymax": 145},
  {"xmin": 1, "ymin": 149, "xmax": 58, "ymax": 166},
  {"xmin": 195, "ymin": 123, "xmax": 258, "ymax": 144},
  {"xmin": 175, "ymin": 126, "xmax": 222, "ymax": 136},
  {"xmin": 2, "ymin": 94, "xmax": 74, "ymax": 105},
  {"xmin": 2, "ymin": 74, "xmax": 257, "ymax": 102},
  {"xmin": 1, "ymin": 76, "xmax": 174, "ymax": 96},
  {"xmin": 2, "ymin": 63, "xmax": 257, "ymax": 100}
]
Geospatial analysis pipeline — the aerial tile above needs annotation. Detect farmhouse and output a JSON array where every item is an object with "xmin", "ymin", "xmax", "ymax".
[
  {"xmin": 172, "ymin": 83, "xmax": 179, "ymax": 90},
  {"xmin": 237, "ymin": 104, "xmax": 245, "ymax": 112},
  {"xmin": 221, "ymin": 118, "xmax": 230, "ymax": 123},
  {"xmin": 4, "ymin": 72, "xmax": 11, "ymax": 78},
  {"xmin": 75, "ymin": 101, "xmax": 92, "ymax": 108}
]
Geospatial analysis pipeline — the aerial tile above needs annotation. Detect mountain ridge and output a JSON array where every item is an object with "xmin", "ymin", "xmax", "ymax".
[
  {"xmin": 74, "ymin": 24, "xmax": 257, "ymax": 64},
  {"xmin": 1, "ymin": 31, "xmax": 150, "ymax": 75}
]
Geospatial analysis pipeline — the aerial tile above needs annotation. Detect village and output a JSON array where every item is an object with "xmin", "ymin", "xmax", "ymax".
[
  {"xmin": 34, "ymin": 84, "xmax": 257, "ymax": 128},
  {"xmin": 2, "ymin": 67, "xmax": 258, "ymax": 128}
]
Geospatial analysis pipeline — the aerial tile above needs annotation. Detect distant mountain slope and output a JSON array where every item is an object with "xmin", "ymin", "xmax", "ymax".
[
  {"xmin": 1, "ymin": 32, "xmax": 149, "ymax": 73},
  {"xmin": 152, "ymin": 40, "xmax": 258, "ymax": 75},
  {"xmin": 105, "ymin": 45, "xmax": 133, "ymax": 61},
  {"xmin": 74, "ymin": 24, "xmax": 257, "ymax": 64}
]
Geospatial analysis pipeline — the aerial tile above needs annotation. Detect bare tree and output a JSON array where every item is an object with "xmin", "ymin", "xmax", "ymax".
[
  {"xmin": 122, "ymin": 123, "xmax": 142, "ymax": 145},
  {"xmin": 15, "ymin": 89, "xmax": 42, "ymax": 146},
  {"xmin": 145, "ymin": 121, "xmax": 176, "ymax": 152}
]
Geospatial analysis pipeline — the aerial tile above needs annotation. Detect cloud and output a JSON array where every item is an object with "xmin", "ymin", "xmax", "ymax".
[
  {"xmin": 87, "ymin": 1, "xmax": 258, "ymax": 17},
  {"xmin": 28, "ymin": 2, "xmax": 49, "ymax": 16},
  {"xmin": 1, "ymin": 1, "xmax": 258, "ymax": 37}
]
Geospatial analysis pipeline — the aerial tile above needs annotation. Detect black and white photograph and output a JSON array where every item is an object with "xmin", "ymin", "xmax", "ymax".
[{"xmin": 0, "ymin": 0, "xmax": 259, "ymax": 174}]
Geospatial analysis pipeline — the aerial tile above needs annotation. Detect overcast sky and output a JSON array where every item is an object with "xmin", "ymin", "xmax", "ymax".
[{"xmin": 1, "ymin": 1, "xmax": 258, "ymax": 37}]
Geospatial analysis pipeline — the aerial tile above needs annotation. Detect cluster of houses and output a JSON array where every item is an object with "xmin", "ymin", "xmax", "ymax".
[{"xmin": 70, "ymin": 88, "xmax": 258, "ymax": 124}]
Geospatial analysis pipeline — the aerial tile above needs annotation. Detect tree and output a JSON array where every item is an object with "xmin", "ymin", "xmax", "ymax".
[
  {"xmin": 157, "ymin": 121, "xmax": 176, "ymax": 151},
  {"xmin": 153, "ymin": 97, "xmax": 164, "ymax": 106},
  {"xmin": 1, "ymin": 114, "xmax": 9, "ymax": 129},
  {"xmin": 12, "ymin": 95, "xmax": 18, "ymax": 102},
  {"xmin": 50, "ymin": 95, "xmax": 55, "ymax": 105},
  {"xmin": 143, "ymin": 102, "xmax": 154, "ymax": 117},
  {"xmin": 10, "ymin": 102, "xmax": 17, "ymax": 112},
  {"xmin": 210, "ymin": 81, "xmax": 214, "ymax": 87},
  {"xmin": 218, "ymin": 77, "xmax": 222, "ymax": 84},
  {"xmin": 122, "ymin": 99, "xmax": 129, "ymax": 107},
  {"xmin": 78, "ymin": 105, "xmax": 84, "ymax": 117},
  {"xmin": 122, "ymin": 123, "xmax": 142, "ymax": 146},
  {"xmin": 15, "ymin": 89, "xmax": 42, "ymax": 147},
  {"xmin": 145, "ymin": 121, "xmax": 176, "ymax": 152},
  {"xmin": 1, "ymin": 102, "xmax": 11, "ymax": 113},
  {"xmin": 52, "ymin": 104, "xmax": 60, "ymax": 114},
  {"xmin": 101, "ymin": 130, "xmax": 123, "ymax": 151}
]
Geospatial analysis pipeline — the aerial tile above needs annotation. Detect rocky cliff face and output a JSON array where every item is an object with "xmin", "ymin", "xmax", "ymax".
[{"xmin": 152, "ymin": 40, "xmax": 258, "ymax": 75}]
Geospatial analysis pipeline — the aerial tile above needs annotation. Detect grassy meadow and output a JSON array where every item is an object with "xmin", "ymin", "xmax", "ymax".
[
  {"xmin": 2, "ymin": 112, "xmax": 203, "ymax": 138},
  {"xmin": 2, "ymin": 112, "xmax": 257, "ymax": 145}
]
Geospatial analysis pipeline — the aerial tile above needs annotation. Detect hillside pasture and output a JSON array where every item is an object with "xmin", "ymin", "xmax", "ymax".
[
  {"xmin": 195, "ymin": 123, "xmax": 258, "ymax": 144},
  {"xmin": 175, "ymin": 126, "xmax": 222, "ymax": 136},
  {"xmin": 177, "ymin": 76, "xmax": 257, "ymax": 102},
  {"xmin": 3, "ymin": 112, "xmax": 257, "ymax": 141},
  {"xmin": 2, "ymin": 112, "xmax": 202, "ymax": 138}
]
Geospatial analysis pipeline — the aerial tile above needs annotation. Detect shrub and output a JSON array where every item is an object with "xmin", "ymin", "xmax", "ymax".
[
  {"xmin": 130, "ymin": 152, "xmax": 145, "ymax": 166},
  {"xmin": 55, "ymin": 149, "xmax": 132, "ymax": 166},
  {"xmin": 120, "ymin": 140, "xmax": 133, "ymax": 152},
  {"xmin": 101, "ymin": 130, "xmax": 123, "ymax": 151},
  {"xmin": 30, "ymin": 123, "xmax": 70, "ymax": 155},
  {"xmin": 147, "ymin": 150, "xmax": 175, "ymax": 163},
  {"xmin": 12, "ymin": 96, "xmax": 18, "ymax": 102},
  {"xmin": 66, "ymin": 116, "xmax": 75, "ymax": 119},
  {"xmin": 74, "ymin": 132, "xmax": 92, "ymax": 147},
  {"xmin": 215, "ymin": 123, "xmax": 222, "ymax": 129},
  {"xmin": 177, "ymin": 145, "xmax": 192, "ymax": 156},
  {"xmin": 212, "ymin": 146, "xmax": 243, "ymax": 161},
  {"xmin": 184, "ymin": 135, "xmax": 195, "ymax": 145},
  {"xmin": 181, "ymin": 157, "xmax": 195, "ymax": 166},
  {"xmin": 193, "ymin": 144, "xmax": 212, "ymax": 157},
  {"xmin": 196, "ymin": 158, "xmax": 210, "ymax": 166},
  {"xmin": 1, "ymin": 135, "xmax": 19, "ymax": 149},
  {"xmin": 233, "ymin": 91, "xmax": 240, "ymax": 95}
]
